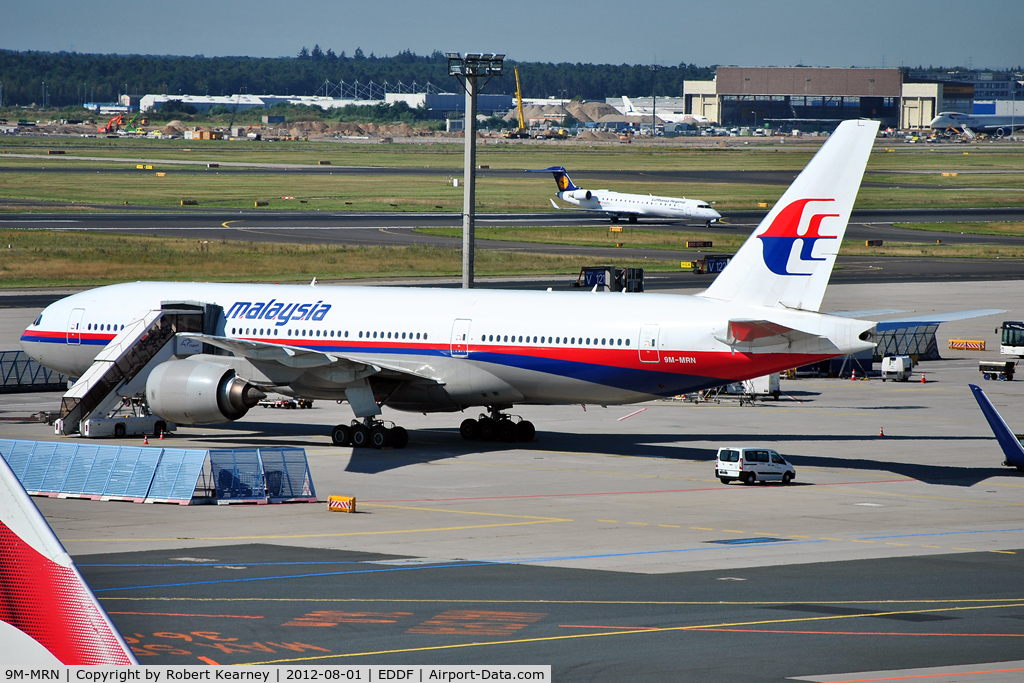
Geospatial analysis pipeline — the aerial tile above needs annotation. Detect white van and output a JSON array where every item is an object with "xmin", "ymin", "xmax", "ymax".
[
  {"xmin": 716, "ymin": 447, "xmax": 796, "ymax": 485},
  {"xmin": 881, "ymin": 355, "xmax": 913, "ymax": 382}
]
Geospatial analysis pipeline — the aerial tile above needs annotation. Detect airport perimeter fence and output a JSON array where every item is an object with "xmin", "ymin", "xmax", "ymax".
[
  {"xmin": 0, "ymin": 350, "xmax": 71, "ymax": 392},
  {"xmin": 0, "ymin": 439, "xmax": 316, "ymax": 505}
]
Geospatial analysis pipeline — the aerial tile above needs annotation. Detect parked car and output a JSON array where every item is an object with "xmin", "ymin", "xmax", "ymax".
[{"xmin": 716, "ymin": 446, "xmax": 796, "ymax": 485}]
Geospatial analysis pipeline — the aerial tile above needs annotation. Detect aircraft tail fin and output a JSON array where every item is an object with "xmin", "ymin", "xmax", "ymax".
[
  {"xmin": 0, "ymin": 454, "xmax": 137, "ymax": 665},
  {"xmin": 699, "ymin": 119, "xmax": 879, "ymax": 312},
  {"xmin": 527, "ymin": 166, "xmax": 579, "ymax": 193},
  {"xmin": 969, "ymin": 384, "xmax": 1024, "ymax": 469},
  {"xmin": 622, "ymin": 96, "xmax": 636, "ymax": 114}
]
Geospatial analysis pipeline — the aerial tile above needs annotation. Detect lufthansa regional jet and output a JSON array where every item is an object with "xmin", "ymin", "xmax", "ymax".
[
  {"xmin": 531, "ymin": 166, "xmax": 722, "ymax": 225},
  {"xmin": 21, "ymin": 120, "xmax": 880, "ymax": 450}
]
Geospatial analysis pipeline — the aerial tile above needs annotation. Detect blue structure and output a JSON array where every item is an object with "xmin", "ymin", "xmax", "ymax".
[{"xmin": 0, "ymin": 440, "xmax": 316, "ymax": 505}]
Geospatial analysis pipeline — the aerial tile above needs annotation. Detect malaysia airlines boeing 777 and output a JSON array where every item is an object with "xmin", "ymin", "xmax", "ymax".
[
  {"xmin": 21, "ymin": 120, "xmax": 880, "ymax": 449},
  {"xmin": 531, "ymin": 166, "xmax": 722, "ymax": 225}
]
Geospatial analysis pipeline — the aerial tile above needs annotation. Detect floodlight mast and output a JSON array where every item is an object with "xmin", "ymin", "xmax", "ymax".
[{"xmin": 447, "ymin": 52, "xmax": 504, "ymax": 288}]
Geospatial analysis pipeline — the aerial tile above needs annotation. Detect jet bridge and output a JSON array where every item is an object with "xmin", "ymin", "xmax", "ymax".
[{"xmin": 54, "ymin": 302, "xmax": 221, "ymax": 437}]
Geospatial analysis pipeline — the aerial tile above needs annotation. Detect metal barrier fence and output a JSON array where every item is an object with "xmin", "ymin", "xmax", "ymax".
[
  {"xmin": 0, "ymin": 439, "xmax": 316, "ymax": 505},
  {"xmin": 0, "ymin": 350, "xmax": 71, "ymax": 392}
]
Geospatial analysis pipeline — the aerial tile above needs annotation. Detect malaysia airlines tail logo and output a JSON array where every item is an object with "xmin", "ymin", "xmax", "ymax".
[{"xmin": 757, "ymin": 198, "xmax": 840, "ymax": 276}]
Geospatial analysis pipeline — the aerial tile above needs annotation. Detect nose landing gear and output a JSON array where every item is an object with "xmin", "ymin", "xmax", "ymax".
[
  {"xmin": 332, "ymin": 418, "xmax": 409, "ymax": 449},
  {"xmin": 460, "ymin": 407, "xmax": 535, "ymax": 443}
]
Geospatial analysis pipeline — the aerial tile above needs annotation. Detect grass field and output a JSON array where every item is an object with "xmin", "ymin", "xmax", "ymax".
[
  {"xmin": 1, "ymin": 164, "xmax": 1022, "ymax": 212},
  {"xmin": 894, "ymin": 221, "xmax": 1024, "ymax": 236},
  {"xmin": 4, "ymin": 137, "xmax": 1024, "ymax": 213},
  {"xmin": 6, "ymin": 134, "xmax": 1024, "ymax": 172},
  {"xmin": 0, "ymin": 230, "xmax": 679, "ymax": 288},
  {"xmin": 416, "ymin": 226, "xmax": 1024, "ymax": 260}
]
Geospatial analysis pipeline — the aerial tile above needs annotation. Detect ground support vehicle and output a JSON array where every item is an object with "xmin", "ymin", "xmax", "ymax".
[
  {"xmin": 980, "ymin": 361, "xmax": 1017, "ymax": 381},
  {"xmin": 716, "ymin": 446, "xmax": 796, "ymax": 485}
]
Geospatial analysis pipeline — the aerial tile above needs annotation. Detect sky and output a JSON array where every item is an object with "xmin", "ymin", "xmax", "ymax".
[{"xmin": 1, "ymin": 0, "xmax": 1020, "ymax": 69}]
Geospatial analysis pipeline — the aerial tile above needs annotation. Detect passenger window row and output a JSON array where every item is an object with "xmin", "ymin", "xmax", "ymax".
[
  {"xmin": 482, "ymin": 334, "xmax": 630, "ymax": 347},
  {"xmin": 86, "ymin": 323, "xmax": 125, "ymax": 332},
  {"xmin": 229, "ymin": 327, "xmax": 429, "ymax": 341}
]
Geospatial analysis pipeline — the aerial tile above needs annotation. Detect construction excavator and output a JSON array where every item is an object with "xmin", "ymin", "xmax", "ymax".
[
  {"xmin": 504, "ymin": 66, "xmax": 531, "ymax": 139},
  {"xmin": 98, "ymin": 114, "xmax": 125, "ymax": 134}
]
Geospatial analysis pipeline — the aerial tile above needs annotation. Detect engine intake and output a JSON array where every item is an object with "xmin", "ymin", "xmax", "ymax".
[{"xmin": 146, "ymin": 360, "xmax": 266, "ymax": 424}]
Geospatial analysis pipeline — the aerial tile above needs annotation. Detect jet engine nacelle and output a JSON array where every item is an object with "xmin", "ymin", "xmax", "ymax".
[
  {"xmin": 146, "ymin": 359, "xmax": 266, "ymax": 425},
  {"xmin": 568, "ymin": 189, "xmax": 592, "ymax": 200}
]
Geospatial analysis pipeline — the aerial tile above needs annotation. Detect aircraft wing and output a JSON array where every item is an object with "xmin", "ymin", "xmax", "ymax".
[
  {"xmin": 179, "ymin": 333, "xmax": 440, "ymax": 382},
  {"xmin": 715, "ymin": 319, "xmax": 824, "ymax": 349},
  {"xmin": 969, "ymin": 384, "xmax": 1024, "ymax": 469}
]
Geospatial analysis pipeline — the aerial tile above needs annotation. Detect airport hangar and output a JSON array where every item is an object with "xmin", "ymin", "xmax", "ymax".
[{"xmin": 683, "ymin": 66, "xmax": 947, "ymax": 131}]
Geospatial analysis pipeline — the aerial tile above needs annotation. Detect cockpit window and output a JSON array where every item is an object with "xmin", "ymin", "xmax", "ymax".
[{"xmin": 33, "ymin": 314, "xmax": 42, "ymax": 326}]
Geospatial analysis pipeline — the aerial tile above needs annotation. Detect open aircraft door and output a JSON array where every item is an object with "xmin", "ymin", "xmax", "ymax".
[
  {"xmin": 639, "ymin": 324, "xmax": 660, "ymax": 363},
  {"xmin": 450, "ymin": 319, "xmax": 472, "ymax": 358},
  {"xmin": 66, "ymin": 308, "xmax": 84, "ymax": 345}
]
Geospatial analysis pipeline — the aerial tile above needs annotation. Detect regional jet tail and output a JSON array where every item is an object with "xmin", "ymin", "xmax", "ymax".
[
  {"xmin": 969, "ymin": 384, "xmax": 1024, "ymax": 472},
  {"xmin": 0, "ymin": 455, "xmax": 137, "ymax": 665},
  {"xmin": 529, "ymin": 166, "xmax": 722, "ymax": 226}
]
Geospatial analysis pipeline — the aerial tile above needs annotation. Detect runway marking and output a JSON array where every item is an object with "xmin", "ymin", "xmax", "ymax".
[
  {"xmin": 690, "ymin": 527, "xmax": 714, "ymax": 531},
  {"xmin": 406, "ymin": 610, "xmax": 546, "ymax": 636},
  {"xmin": 241, "ymin": 601, "xmax": 1024, "ymax": 664},
  {"xmin": 685, "ymin": 628, "xmax": 1024, "ymax": 637},
  {"xmin": 851, "ymin": 540, "xmax": 876, "ymax": 544},
  {"xmin": 855, "ymin": 490, "xmax": 1024, "ymax": 508},
  {"xmin": 627, "ymin": 522, "xmax": 649, "ymax": 526},
  {"xmin": 65, "ymin": 517, "xmax": 567, "ymax": 543},
  {"xmin": 597, "ymin": 519, "xmax": 618, "ymax": 523},
  {"xmin": 989, "ymin": 550, "xmax": 1016, "ymax": 554},
  {"xmin": 658, "ymin": 524, "xmax": 681, "ymax": 528},
  {"xmin": 67, "ymin": 506, "xmax": 570, "ymax": 544},
  {"xmin": 951, "ymin": 547, "xmax": 978, "ymax": 552},
  {"xmin": 94, "ymin": 561, "xmax": 502, "ymax": 593},
  {"xmin": 108, "ymin": 612, "xmax": 264, "ymax": 619},
  {"xmin": 795, "ymin": 665, "xmax": 1024, "ymax": 683},
  {"xmin": 563, "ymin": 626, "xmax": 1024, "ymax": 638},
  {"xmin": 283, "ymin": 611, "xmax": 413, "ymax": 626},
  {"xmin": 102, "ymin": 597, "xmax": 1024, "ymax": 607}
]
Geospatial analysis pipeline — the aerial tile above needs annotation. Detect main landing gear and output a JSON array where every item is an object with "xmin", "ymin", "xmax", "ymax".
[
  {"xmin": 331, "ymin": 418, "xmax": 409, "ymax": 449},
  {"xmin": 459, "ymin": 407, "xmax": 535, "ymax": 443}
]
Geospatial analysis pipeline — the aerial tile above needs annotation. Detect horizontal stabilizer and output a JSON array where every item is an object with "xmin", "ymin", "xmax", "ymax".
[
  {"xmin": 715, "ymin": 319, "xmax": 823, "ymax": 348},
  {"xmin": 876, "ymin": 309, "xmax": 1007, "ymax": 326},
  {"xmin": 0, "ymin": 455, "xmax": 137, "ymax": 664},
  {"xmin": 969, "ymin": 384, "xmax": 1024, "ymax": 469}
]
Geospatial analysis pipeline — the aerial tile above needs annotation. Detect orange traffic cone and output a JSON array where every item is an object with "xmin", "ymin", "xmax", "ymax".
[
  {"xmin": 850, "ymin": 369, "xmax": 856, "ymax": 381},
  {"xmin": 921, "ymin": 373, "xmax": 926, "ymax": 384},
  {"xmin": 159, "ymin": 430, "xmax": 165, "ymax": 440},
  {"xmin": 143, "ymin": 434, "xmax": 149, "ymax": 445},
  {"xmin": 878, "ymin": 427, "xmax": 885, "ymax": 437}
]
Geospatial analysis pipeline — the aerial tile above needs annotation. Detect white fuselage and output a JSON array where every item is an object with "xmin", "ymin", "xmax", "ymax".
[
  {"xmin": 21, "ymin": 281, "xmax": 867, "ymax": 412},
  {"xmin": 930, "ymin": 111, "xmax": 1024, "ymax": 135},
  {"xmin": 557, "ymin": 189, "xmax": 721, "ymax": 222}
]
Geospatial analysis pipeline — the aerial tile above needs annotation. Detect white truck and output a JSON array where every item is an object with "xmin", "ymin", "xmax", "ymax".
[
  {"xmin": 725, "ymin": 373, "xmax": 781, "ymax": 400},
  {"xmin": 881, "ymin": 355, "xmax": 913, "ymax": 382}
]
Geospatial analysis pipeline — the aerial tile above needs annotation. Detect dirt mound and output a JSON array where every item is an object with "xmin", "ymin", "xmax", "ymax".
[{"xmin": 575, "ymin": 130, "xmax": 620, "ymax": 141}]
